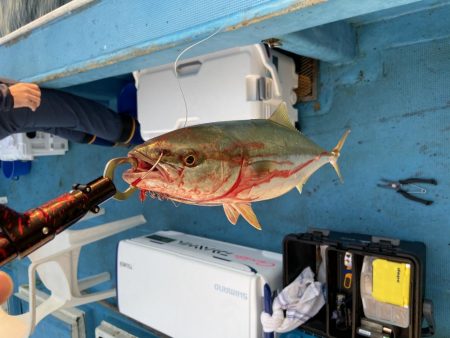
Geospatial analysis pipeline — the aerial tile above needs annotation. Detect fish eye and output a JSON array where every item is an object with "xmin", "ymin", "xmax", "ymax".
[{"xmin": 183, "ymin": 154, "xmax": 197, "ymax": 167}]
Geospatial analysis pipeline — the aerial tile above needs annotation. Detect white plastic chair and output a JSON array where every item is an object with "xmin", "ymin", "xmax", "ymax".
[{"xmin": 0, "ymin": 214, "xmax": 146, "ymax": 338}]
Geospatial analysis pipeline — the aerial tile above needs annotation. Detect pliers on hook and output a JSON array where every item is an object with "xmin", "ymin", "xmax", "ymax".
[{"xmin": 377, "ymin": 178, "xmax": 437, "ymax": 205}]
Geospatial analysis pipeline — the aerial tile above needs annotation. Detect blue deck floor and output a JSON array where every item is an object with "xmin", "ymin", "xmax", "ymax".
[{"xmin": 0, "ymin": 2, "xmax": 449, "ymax": 338}]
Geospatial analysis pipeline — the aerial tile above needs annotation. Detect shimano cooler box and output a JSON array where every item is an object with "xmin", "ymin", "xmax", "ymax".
[
  {"xmin": 117, "ymin": 231, "xmax": 283, "ymax": 338},
  {"xmin": 283, "ymin": 229, "xmax": 435, "ymax": 338},
  {"xmin": 134, "ymin": 43, "xmax": 298, "ymax": 140}
]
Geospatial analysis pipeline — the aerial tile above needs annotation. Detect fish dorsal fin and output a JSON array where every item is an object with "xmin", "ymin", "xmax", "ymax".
[
  {"xmin": 269, "ymin": 102, "xmax": 297, "ymax": 131},
  {"xmin": 223, "ymin": 203, "xmax": 262, "ymax": 230},
  {"xmin": 223, "ymin": 204, "xmax": 240, "ymax": 225}
]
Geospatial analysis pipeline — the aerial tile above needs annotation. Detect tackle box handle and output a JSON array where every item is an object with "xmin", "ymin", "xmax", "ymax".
[
  {"xmin": 307, "ymin": 228, "xmax": 330, "ymax": 237},
  {"xmin": 421, "ymin": 299, "xmax": 436, "ymax": 336},
  {"xmin": 371, "ymin": 236, "xmax": 400, "ymax": 246}
]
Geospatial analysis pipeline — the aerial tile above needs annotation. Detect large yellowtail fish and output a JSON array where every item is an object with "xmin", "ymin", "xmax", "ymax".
[{"xmin": 123, "ymin": 103, "xmax": 350, "ymax": 230}]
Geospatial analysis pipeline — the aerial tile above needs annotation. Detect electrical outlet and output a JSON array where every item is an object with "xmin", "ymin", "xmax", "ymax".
[{"xmin": 95, "ymin": 321, "xmax": 137, "ymax": 338}]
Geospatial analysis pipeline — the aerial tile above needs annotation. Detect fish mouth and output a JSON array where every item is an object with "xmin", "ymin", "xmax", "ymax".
[{"xmin": 123, "ymin": 150, "xmax": 169, "ymax": 186}]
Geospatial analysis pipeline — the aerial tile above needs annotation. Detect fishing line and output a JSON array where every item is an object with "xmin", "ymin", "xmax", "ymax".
[
  {"xmin": 131, "ymin": 151, "xmax": 164, "ymax": 187},
  {"xmin": 174, "ymin": 24, "xmax": 224, "ymax": 128}
]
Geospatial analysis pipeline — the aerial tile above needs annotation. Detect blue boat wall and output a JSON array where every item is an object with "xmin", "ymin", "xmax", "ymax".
[{"xmin": 0, "ymin": 1, "xmax": 449, "ymax": 337}]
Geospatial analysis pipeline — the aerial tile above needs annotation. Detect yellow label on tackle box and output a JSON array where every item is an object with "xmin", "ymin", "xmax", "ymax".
[{"xmin": 372, "ymin": 259, "xmax": 411, "ymax": 308}]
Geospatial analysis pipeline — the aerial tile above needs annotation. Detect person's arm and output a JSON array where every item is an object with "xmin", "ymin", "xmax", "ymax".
[
  {"xmin": 0, "ymin": 84, "xmax": 14, "ymax": 112},
  {"xmin": 8, "ymin": 83, "xmax": 41, "ymax": 111}
]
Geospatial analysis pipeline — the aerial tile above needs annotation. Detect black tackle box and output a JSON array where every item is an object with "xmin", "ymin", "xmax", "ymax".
[{"xmin": 283, "ymin": 229, "xmax": 435, "ymax": 338}]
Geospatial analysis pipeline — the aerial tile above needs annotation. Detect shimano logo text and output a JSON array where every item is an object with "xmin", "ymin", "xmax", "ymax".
[
  {"xmin": 119, "ymin": 261, "xmax": 133, "ymax": 270},
  {"xmin": 214, "ymin": 283, "xmax": 248, "ymax": 300},
  {"xmin": 178, "ymin": 240, "xmax": 232, "ymax": 257}
]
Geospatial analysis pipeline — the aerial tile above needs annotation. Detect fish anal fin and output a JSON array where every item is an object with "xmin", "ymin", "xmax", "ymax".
[
  {"xmin": 296, "ymin": 173, "xmax": 313, "ymax": 194},
  {"xmin": 231, "ymin": 203, "xmax": 262, "ymax": 230},
  {"xmin": 269, "ymin": 102, "xmax": 297, "ymax": 131},
  {"xmin": 223, "ymin": 204, "xmax": 240, "ymax": 225}
]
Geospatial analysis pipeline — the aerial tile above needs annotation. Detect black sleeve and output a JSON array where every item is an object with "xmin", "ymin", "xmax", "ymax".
[{"xmin": 0, "ymin": 83, "xmax": 14, "ymax": 112}]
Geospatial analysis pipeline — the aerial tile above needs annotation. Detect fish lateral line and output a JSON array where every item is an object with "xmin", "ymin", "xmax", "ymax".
[{"xmin": 219, "ymin": 152, "xmax": 329, "ymax": 200}]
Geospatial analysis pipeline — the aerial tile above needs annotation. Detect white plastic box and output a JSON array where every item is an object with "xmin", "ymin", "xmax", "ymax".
[
  {"xmin": 135, "ymin": 44, "xmax": 298, "ymax": 140},
  {"xmin": 117, "ymin": 231, "xmax": 283, "ymax": 338},
  {"xmin": 0, "ymin": 132, "xmax": 68, "ymax": 161}
]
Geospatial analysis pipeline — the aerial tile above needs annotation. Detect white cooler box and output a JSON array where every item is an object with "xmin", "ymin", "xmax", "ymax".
[
  {"xmin": 135, "ymin": 43, "xmax": 298, "ymax": 140},
  {"xmin": 117, "ymin": 231, "xmax": 283, "ymax": 338}
]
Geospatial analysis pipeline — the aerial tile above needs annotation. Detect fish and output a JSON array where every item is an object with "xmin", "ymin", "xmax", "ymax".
[{"xmin": 122, "ymin": 103, "xmax": 350, "ymax": 230}]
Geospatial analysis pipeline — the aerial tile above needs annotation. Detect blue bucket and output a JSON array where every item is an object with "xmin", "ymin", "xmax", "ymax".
[{"xmin": 2, "ymin": 160, "xmax": 32, "ymax": 180}]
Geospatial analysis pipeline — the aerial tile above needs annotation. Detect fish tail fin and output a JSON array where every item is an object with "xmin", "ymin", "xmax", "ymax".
[{"xmin": 330, "ymin": 130, "xmax": 351, "ymax": 183}]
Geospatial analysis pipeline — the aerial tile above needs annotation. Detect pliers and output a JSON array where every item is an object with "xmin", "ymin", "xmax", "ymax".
[{"xmin": 377, "ymin": 178, "xmax": 437, "ymax": 205}]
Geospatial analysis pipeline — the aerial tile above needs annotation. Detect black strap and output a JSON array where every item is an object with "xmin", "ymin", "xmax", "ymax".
[
  {"xmin": 399, "ymin": 178, "xmax": 437, "ymax": 185},
  {"xmin": 397, "ymin": 189, "xmax": 433, "ymax": 205},
  {"xmin": 421, "ymin": 299, "xmax": 435, "ymax": 336}
]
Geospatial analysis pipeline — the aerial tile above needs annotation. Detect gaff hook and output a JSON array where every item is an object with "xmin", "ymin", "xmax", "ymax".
[{"xmin": 103, "ymin": 157, "xmax": 138, "ymax": 200}]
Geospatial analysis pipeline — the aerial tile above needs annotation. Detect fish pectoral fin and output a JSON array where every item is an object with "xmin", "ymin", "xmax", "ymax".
[
  {"xmin": 232, "ymin": 203, "xmax": 262, "ymax": 230},
  {"xmin": 269, "ymin": 102, "xmax": 297, "ymax": 131},
  {"xmin": 223, "ymin": 204, "xmax": 240, "ymax": 225}
]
